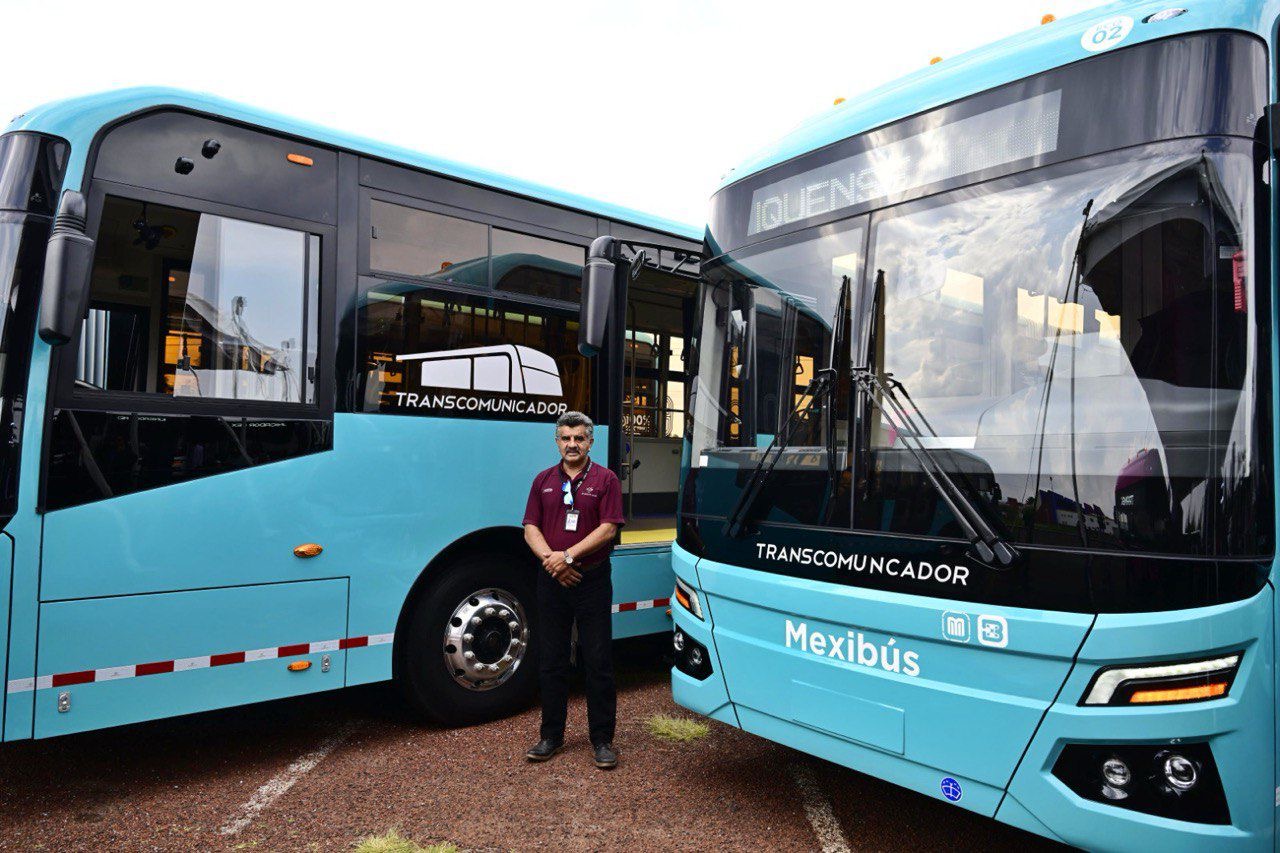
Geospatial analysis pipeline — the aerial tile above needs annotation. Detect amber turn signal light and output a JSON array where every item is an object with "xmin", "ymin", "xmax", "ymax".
[
  {"xmin": 293, "ymin": 543, "xmax": 323, "ymax": 558},
  {"xmin": 1128, "ymin": 682, "xmax": 1229, "ymax": 704},
  {"xmin": 286, "ymin": 153, "xmax": 314, "ymax": 167},
  {"xmin": 287, "ymin": 660, "xmax": 311, "ymax": 672}
]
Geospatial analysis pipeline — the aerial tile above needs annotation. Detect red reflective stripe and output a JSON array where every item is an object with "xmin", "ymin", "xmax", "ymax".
[
  {"xmin": 339, "ymin": 636, "xmax": 369, "ymax": 649},
  {"xmin": 654, "ymin": 597, "xmax": 671, "ymax": 607},
  {"xmin": 52, "ymin": 670, "xmax": 95, "ymax": 687},
  {"xmin": 210, "ymin": 652, "xmax": 245, "ymax": 667},
  {"xmin": 617, "ymin": 602, "xmax": 637, "ymax": 612},
  {"xmin": 135, "ymin": 660, "xmax": 175, "ymax": 676},
  {"xmin": 277, "ymin": 644, "xmax": 310, "ymax": 658}
]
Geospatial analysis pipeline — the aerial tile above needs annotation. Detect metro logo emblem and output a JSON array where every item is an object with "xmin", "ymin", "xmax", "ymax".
[
  {"xmin": 941, "ymin": 612, "xmax": 971, "ymax": 643},
  {"xmin": 397, "ymin": 344, "xmax": 562, "ymax": 397}
]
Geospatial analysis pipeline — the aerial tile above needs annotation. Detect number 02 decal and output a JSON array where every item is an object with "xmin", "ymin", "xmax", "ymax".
[{"xmin": 1081, "ymin": 15, "xmax": 1134, "ymax": 53}]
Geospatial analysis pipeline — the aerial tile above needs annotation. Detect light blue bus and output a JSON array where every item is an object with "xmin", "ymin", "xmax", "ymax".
[
  {"xmin": 586, "ymin": 1, "xmax": 1280, "ymax": 848},
  {"xmin": 0, "ymin": 87, "xmax": 700, "ymax": 739}
]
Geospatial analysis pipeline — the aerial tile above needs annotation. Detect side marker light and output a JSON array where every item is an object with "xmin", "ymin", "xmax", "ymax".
[
  {"xmin": 929, "ymin": 57, "xmax": 942, "ymax": 65},
  {"xmin": 1041, "ymin": 14, "xmax": 1056, "ymax": 24},
  {"xmin": 287, "ymin": 153, "xmax": 314, "ymax": 167},
  {"xmin": 287, "ymin": 660, "xmax": 311, "ymax": 672}
]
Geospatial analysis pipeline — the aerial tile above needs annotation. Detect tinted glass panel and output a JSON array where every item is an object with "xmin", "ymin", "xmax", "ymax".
[
  {"xmin": 689, "ymin": 223, "xmax": 863, "ymax": 526},
  {"xmin": 0, "ymin": 133, "xmax": 68, "ymax": 216},
  {"xmin": 859, "ymin": 146, "xmax": 1262, "ymax": 556},
  {"xmin": 357, "ymin": 281, "xmax": 592, "ymax": 421},
  {"xmin": 370, "ymin": 200, "xmax": 488, "ymax": 283},
  {"xmin": 44, "ymin": 410, "xmax": 331, "ymax": 510},
  {"xmin": 492, "ymin": 229, "xmax": 585, "ymax": 302},
  {"xmin": 78, "ymin": 196, "xmax": 320, "ymax": 404}
]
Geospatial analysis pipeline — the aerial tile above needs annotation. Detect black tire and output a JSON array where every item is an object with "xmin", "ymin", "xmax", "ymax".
[{"xmin": 399, "ymin": 552, "xmax": 539, "ymax": 726}]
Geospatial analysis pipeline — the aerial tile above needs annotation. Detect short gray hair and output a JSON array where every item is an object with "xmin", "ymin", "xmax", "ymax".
[{"xmin": 555, "ymin": 410, "xmax": 594, "ymax": 439}]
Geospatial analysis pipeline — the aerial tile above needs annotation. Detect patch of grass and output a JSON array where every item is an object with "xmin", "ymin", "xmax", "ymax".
[
  {"xmin": 645, "ymin": 714, "xmax": 710, "ymax": 743},
  {"xmin": 353, "ymin": 829, "xmax": 459, "ymax": 853}
]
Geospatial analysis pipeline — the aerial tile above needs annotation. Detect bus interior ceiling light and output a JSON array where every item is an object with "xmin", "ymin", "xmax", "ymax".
[{"xmin": 1083, "ymin": 654, "xmax": 1241, "ymax": 705}]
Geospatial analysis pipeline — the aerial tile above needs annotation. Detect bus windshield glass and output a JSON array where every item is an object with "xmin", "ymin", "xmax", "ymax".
[{"xmin": 690, "ymin": 142, "xmax": 1266, "ymax": 558}]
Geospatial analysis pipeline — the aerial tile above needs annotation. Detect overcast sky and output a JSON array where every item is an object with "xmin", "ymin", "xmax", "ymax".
[{"xmin": 1, "ymin": 0, "xmax": 1112, "ymax": 226}]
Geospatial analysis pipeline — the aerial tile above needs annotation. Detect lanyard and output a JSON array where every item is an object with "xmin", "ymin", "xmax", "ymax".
[{"xmin": 560, "ymin": 461, "xmax": 592, "ymax": 509}]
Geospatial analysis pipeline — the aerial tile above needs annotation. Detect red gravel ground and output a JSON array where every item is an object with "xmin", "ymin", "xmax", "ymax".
[{"xmin": 0, "ymin": 643, "xmax": 1066, "ymax": 852}]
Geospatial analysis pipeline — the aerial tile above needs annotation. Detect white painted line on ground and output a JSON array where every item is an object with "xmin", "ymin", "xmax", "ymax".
[
  {"xmin": 219, "ymin": 729, "xmax": 351, "ymax": 836},
  {"xmin": 790, "ymin": 761, "xmax": 853, "ymax": 853}
]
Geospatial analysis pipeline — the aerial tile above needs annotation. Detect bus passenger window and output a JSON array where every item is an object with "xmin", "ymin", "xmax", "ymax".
[
  {"xmin": 356, "ymin": 284, "xmax": 592, "ymax": 420},
  {"xmin": 369, "ymin": 201, "xmax": 488, "ymax": 283},
  {"xmin": 78, "ymin": 196, "xmax": 320, "ymax": 405},
  {"xmin": 491, "ymin": 229, "xmax": 585, "ymax": 302}
]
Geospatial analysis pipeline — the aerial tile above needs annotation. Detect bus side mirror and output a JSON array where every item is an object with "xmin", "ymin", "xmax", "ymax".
[
  {"xmin": 578, "ymin": 236, "xmax": 617, "ymax": 357},
  {"xmin": 38, "ymin": 190, "xmax": 95, "ymax": 346}
]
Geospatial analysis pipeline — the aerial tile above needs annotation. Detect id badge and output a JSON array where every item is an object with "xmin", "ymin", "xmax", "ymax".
[{"xmin": 564, "ymin": 510, "xmax": 580, "ymax": 532}]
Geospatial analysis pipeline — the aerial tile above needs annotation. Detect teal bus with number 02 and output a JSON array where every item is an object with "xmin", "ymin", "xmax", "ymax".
[
  {"xmin": 577, "ymin": 0, "xmax": 1280, "ymax": 849},
  {"xmin": 0, "ymin": 87, "xmax": 703, "ymax": 739}
]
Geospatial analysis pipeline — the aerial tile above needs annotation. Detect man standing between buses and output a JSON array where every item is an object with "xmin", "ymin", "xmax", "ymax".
[{"xmin": 522, "ymin": 411, "xmax": 624, "ymax": 768}]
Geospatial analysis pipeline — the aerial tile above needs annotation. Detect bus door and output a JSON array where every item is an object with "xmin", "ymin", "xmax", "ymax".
[
  {"xmin": 589, "ymin": 238, "xmax": 699, "ymax": 636},
  {"xmin": 621, "ymin": 268, "xmax": 697, "ymax": 545},
  {"xmin": 31, "ymin": 113, "xmax": 347, "ymax": 737}
]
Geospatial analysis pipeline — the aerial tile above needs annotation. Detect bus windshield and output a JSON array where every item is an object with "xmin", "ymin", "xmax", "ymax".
[{"xmin": 689, "ymin": 143, "xmax": 1266, "ymax": 558}]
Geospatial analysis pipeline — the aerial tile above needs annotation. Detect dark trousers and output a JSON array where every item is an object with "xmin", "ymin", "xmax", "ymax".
[{"xmin": 537, "ymin": 563, "xmax": 615, "ymax": 746}]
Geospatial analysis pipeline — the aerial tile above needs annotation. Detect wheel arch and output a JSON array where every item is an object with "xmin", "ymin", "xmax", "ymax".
[{"xmin": 392, "ymin": 525, "xmax": 536, "ymax": 680}]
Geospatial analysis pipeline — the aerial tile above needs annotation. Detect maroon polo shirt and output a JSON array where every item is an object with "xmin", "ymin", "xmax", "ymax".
[{"xmin": 523, "ymin": 458, "xmax": 625, "ymax": 565}]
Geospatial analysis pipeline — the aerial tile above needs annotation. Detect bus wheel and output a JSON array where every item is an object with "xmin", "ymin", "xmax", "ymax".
[{"xmin": 400, "ymin": 554, "xmax": 538, "ymax": 726}]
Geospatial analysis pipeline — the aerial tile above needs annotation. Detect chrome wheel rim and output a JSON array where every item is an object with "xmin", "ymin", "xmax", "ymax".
[{"xmin": 442, "ymin": 588, "xmax": 529, "ymax": 691}]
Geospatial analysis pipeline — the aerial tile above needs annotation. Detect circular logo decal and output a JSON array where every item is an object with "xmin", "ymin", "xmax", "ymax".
[
  {"xmin": 1081, "ymin": 16, "xmax": 1134, "ymax": 53},
  {"xmin": 941, "ymin": 776, "xmax": 963, "ymax": 802}
]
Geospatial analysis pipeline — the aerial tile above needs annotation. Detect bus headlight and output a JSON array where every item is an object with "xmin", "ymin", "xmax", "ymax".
[
  {"xmin": 674, "ymin": 577, "xmax": 703, "ymax": 619},
  {"xmin": 1053, "ymin": 743, "xmax": 1229, "ymax": 824},
  {"xmin": 1081, "ymin": 653, "xmax": 1241, "ymax": 706}
]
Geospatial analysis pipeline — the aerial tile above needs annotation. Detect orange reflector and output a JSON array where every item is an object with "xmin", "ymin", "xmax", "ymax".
[
  {"xmin": 1041, "ymin": 13, "xmax": 1056, "ymax": 24},
  {"xmin": 286, "ymin": 153, "xmax": 314, "ymax": 167},
  {"xmin": 1128, "ymin": 682, "xmax": 1228, "ymax": 704},
  {"xmin": 929, "ymin": 56, "xmax": 943, "ymax": 65},
  {"xmin": 293, "ymin": 543, "xmax": 323, "ymax": 558},
  {"xmin": 287, "ymin": 660, "xmax": 312, "ymax": 672},
  {"xmin": 833, "ymin": 97, "xmax": 846, "ymax": 106}
]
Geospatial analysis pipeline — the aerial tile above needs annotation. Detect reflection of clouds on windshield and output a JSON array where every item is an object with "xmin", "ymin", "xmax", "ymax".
[
  {"xmin": 869, "ymin": 149, "xmax": 1255, "ymax": 537},
  {"xmin": 876, "ymin": 153, "xmax": 1190, "ymax": 399}
]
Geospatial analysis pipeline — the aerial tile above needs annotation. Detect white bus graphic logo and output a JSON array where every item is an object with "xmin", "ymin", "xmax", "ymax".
[{"xmin": 396, "ymin": 344, "xmax": 563, "ymax": 397}]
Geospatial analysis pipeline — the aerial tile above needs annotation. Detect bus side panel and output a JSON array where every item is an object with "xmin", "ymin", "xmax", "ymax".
[
  {"xmin": 0, "ymin": 533, "xmax": 12, "ymax": 735},
  {"xmin": 1004, "ymin": 589, "xmax": 1274, "ymax": 850},
  {"xmin": 610, "ymin": 546, "xmax": 673, "ymax": 640},
  {"xmin": 32, "ymin": 579, "xmax": 348, "ymax": 738}
]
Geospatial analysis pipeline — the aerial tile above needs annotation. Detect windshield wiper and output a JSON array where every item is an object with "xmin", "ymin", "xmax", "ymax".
[
  {"xmin": 724, "ymin": 366, "xmax": 838, "ymax": 537},
  {"xmin": 724, "ymin": 276, "xmax": 851, "ymax": 538},
  {"xmin": 852, "ymin": 367, "xmax": 1018, "ymax": 568}
]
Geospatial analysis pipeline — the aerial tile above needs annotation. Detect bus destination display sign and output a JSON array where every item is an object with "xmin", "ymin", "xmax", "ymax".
[{"xmin": 747, "ymin": 90, "xmax": 1063, "ymax": 236}]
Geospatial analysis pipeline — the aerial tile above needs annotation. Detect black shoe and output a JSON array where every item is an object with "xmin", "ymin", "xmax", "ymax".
[
  {"xmin": 525, "ymin": 738, "xmax": 564, "ymax": 762},
  {"xmin": 593, "ymin": 743, "xmax": 618, "ymax": 769}
]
